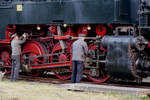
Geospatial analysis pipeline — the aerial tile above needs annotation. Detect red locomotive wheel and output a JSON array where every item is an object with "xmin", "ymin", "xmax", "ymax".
[
  {"xmin": 22, "ymin": 41, "xmax": 48, "ymax": 76},
  {"xmin": 86, "ymin": 43, "xmax": 109, "ymax": 83},
  {"xmin": 0, "ymin": 51, "xmax": 11, "ymax": 67},
  {"xmin": 51, "ymin": 42, "xmax": 72, "ymax": 80},
  {"xmin": 0, "ymin": 46, "xmax": 12, "ymax": 75},
  {"xmin": 22, "ymin": 41, "xmax": 47, "ymax": 64}
]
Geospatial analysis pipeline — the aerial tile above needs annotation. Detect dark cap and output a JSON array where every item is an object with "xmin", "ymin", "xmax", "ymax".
[
  {"xmin": 78, "ymin": 33, "xmax": 86, "ymax": 37},
  {"xmin": 11, "ymin": 33, "xmax": 17, "ymax": 38}
]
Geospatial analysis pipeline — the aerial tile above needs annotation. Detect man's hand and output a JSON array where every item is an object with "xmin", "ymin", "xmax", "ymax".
[{"xmin": 23, "ymin": 33, "xmax": 27, "ymax": 38}]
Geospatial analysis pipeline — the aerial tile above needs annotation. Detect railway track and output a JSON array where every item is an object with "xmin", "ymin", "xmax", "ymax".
[
  {"xmin": 3, "ymin": 74, "xmax": 150, "ymax": 97},
  {"xmin": 4, "ymin": 74, "xmax": 92, "ymax": 84}
]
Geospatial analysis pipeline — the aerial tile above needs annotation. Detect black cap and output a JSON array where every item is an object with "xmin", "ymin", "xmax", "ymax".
[{"xmin": 11, "ymin": 33, "xmax": 17, "ymax": 38}]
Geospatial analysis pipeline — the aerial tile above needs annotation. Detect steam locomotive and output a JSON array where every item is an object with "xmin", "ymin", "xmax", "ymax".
[{"xmin": 0, "ymin": 0, "xmax": 150, "ymax": 83}]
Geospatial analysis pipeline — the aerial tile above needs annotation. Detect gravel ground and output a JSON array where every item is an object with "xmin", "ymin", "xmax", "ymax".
[{"xmin": 0, "ymin": 80, "xmax": 149, "ymax": 100}]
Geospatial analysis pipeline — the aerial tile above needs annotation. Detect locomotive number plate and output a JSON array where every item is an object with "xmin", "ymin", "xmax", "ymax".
[{"xmin": 16, "ymin": 5, "xmax": 23, "ymax": 11}]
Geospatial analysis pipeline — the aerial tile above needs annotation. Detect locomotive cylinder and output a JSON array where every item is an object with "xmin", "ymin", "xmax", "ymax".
[{"xmin": 101, "ymin": 36, "xmax": 148, "ymax": 80}]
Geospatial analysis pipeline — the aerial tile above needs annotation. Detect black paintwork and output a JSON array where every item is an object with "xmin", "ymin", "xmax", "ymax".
[
  {"xmin": 0, "ymin": 0, "xmax": 138, "ymax": 39},
  {"xmin": 102, "ymin": 36, "xmax": 139, "ymax": 80}
]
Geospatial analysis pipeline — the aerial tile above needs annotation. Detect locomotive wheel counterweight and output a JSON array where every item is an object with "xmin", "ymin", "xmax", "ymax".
[
  {"xmin": 86, "ymin": 43, "xmax": 109, "ymax": 83},
  {"xmin": 51, "ymin": 42, "xmax": 72, "ymax": 80}
]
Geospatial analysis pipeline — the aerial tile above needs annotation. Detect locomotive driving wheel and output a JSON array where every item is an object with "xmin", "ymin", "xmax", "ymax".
[
  {"xmin": 22, "ymin": 41, "xmax": 48, "ymax": 76},
  {"xmin": 86, "ymin": 43, "xmax": 109, "ymax": 83},
  {"xmin": 51, "ymin": 42, "xmax": 72, "ymax": 80},
  {"xmin": 0, "ymin": 46, "xmax": 12, "ymax": 74}
]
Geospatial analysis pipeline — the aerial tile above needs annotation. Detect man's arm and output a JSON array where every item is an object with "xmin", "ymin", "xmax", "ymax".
[
  {"xmin": 71, "ymin": 44, "xmax": 73, "ymax": 53},
  {"xmin": 83, "ymin": 42, "xmax": 88, "ymax": 57},
  {"xmin": 18, "ymin": 33, "xmax": 27, "ymax": 44},
  {"xmin": 18, "ymin": 37, "xmax": 26, "ymax": 44}
]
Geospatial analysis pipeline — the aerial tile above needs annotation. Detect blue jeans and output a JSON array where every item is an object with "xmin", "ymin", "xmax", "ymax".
[
  {"xmin": 71, "ymin": 61, "xmax": 84, "ymax": 83},
  {"xmin": 10, "ymin": 55, "xmax": 21, "ymax": 81}
]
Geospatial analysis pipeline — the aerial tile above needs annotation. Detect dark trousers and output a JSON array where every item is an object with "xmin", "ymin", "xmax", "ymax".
[
  {"xmin": 71, "ymin": 60, "xmax": 84, "ymax": 83},
  {"xmin": 10, "ymin": 55, "xmax": 21, "ymax": 81}
]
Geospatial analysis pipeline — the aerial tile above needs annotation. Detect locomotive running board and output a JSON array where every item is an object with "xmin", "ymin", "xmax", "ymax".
[{"xmin": 30, "ymin": 61, "xmax": 71, "ymax": 70}]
